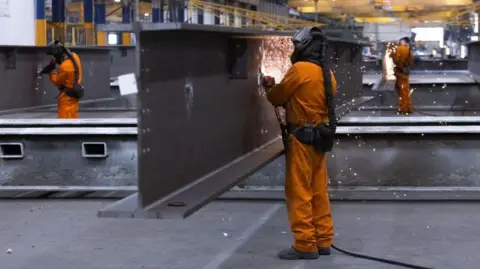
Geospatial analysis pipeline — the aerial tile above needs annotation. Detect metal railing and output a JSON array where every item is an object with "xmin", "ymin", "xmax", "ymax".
[{"xmin": 187, "ymin": 0, "xmax": 323, "ymax": 30}]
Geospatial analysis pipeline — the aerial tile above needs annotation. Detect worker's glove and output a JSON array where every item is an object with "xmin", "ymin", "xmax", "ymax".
[
  {"xmin": 38, "ymin": 61, "xmax": 56, "ymax": 75},
  {"xmin": 262, "ymin": 76, "xmax": 275, "ymax": 89},
  {"xmin": 274, "ymin": 106, "xmax": 286, "ymax": 125}
]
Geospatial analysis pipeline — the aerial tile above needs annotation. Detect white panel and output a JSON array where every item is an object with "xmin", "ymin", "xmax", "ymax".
[
  {"xmin": 363, "ymin": 23, "xmax": 411, "ymax": 42},
  {"xmin": 0, "ymin": 0, "xmax": 9, "ymax": 17},
  {"xmin": 0, "ymin": 0, "xmax": 35, "ymax": 45}
]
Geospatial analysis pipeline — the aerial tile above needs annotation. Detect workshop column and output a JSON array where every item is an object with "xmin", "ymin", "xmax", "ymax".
[
  {"xmin": 152, "ymin": 0, "xmax": 163, "ymax": 22},
  {"xmin": 35, "ymin": 0, "xmax": 47, "ymax": 45},
  {"xmin": 95, "ymin": 0, "xmax": 107, "ymax": 45},
  {"xmin": 122, "ymin": 4, "xmax": 131, "ymax": 45},
  {"xmin": 84, "ymin": 0, "xmax": 94, "ymax": 45},
  {"xmin": 51, "ymin": 0, "xmax": 65, "ymax": 42}
]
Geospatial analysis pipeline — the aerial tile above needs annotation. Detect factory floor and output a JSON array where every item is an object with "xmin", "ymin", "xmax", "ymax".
[{"xmin": 1, "ymin": 200, "xmax": 478, "ymax": 269}]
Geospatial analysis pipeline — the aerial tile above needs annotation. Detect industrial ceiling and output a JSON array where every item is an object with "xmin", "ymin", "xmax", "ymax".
[
  {"xmin": 52, "ymin": 0, "xmax": 479, "ymax": 26},
  {"xmin": 289, "ymin": 0, "xmax": 477, "ymax": 26}
]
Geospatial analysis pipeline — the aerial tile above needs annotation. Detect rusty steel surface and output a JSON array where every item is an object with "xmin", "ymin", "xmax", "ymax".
[
  {"xmin": 0, "ymin": 46, "xmax": 111, "ymax": 112},
  {"xmin": 136, "ymin": 27, "xmax": 366, "ymax": 215}
]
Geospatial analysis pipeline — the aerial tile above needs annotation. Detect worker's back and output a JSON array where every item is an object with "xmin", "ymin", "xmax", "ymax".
[
  {"xmin": 393, "ymin": 45, "xmax": 413, "ymax": 75},
  {"xmin": 57, "ymin": 53, "xmax": 83, "ymax": 89},
  {"xmin": 285, "ymin": 61, "xmax": 337, "ymax": 125}
]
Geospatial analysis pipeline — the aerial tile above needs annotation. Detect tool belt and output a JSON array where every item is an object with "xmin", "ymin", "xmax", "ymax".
[
  {"xmin": 394, "ymin": 66, "xmax": 410, "ymax": 75},
  {"xmin": 287, "ymin": 123, "xmax": 335, "ymax": 153},
  {"xmin": 58, "ymin": 85, "xmax": 84, "ymax": 99}
]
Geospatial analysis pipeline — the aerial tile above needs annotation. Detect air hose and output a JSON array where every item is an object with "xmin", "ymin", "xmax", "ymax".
[{"xmin": 331, "ymin": 244, "xmax": 434, "ymax": 269}]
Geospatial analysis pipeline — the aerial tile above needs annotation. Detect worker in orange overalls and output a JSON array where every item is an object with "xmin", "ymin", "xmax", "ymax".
[
  {"xmin": 39, "ymin": 40, "xmax": 84, "ymax": 118},
  {"xmin": 390, "ymin": 37, "xmax": 414, "ymax": 114},
  {"xmin": 262, "ymin": 26, "xmax": 336, "ymax": 260}
]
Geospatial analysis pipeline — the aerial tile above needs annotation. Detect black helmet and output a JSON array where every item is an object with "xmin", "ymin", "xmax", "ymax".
[
  {"xmin": 399, "ymin": 37, "xmax": 410, "ymax": 44},
  {"xmin": 46, "ymin": 40, "xmax": 66, "ymax": 62},
  {"xmin": 290, "ymin": 26, "xmax": 328, "ymax": 65}
]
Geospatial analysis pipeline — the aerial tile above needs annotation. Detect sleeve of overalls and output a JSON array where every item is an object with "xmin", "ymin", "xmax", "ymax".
[
  {"xmin": 266, "ymin": 65, "xmax": 301, "ymax": 106},
  {"xmin": 49, "ymin": 64, "xmax": 67, "ymax": 88}
]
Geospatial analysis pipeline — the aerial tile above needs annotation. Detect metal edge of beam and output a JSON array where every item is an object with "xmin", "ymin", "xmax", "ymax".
[
  {"xmin": 362, "ymin": 79, "xmax": 477, "ymax": 86},
  {"xmin": 0, "ymin": 118, "xmax": 137, "ymax": 126},
  {"xmin": 336, "ymin": 125, "xmax": 480, "ymax": 134},
  {"xmin": 93, "ymin": 186, "xmax": 480, "ymax": 219},
  {"xmin": 221, "ymin": 186, "xmax": 480, "ymax": 201},
  {"xmin": 0, "ymin": 127, "xmax": 138, "ymax": 135},
  {"xmin": 0, "ymin": 97, "xmax": 118, "ymax": 116},
  {"xmin": 339, "ymin": 116, "xmax": 480, "ymax": 124},
  {"xmin": 469, "ymin": 72, "xmax": 480, "ymax": 84},
  {"xmin": 0, "ymin": 45, "xmax": 112, "ymax": 51},
  {"xmin": 96, "ymin": 23, "xmax": 368, "ymax": 45},
  {"xmin": 357, "ymin": 105, "xmax": 480, "ymax": 111},
  {"xmin": 143, "ymin": 137, "xmax": 286, "ymax": 219},
  {"xmin": 4, "ymin": 125, "xmax": 480, "ymax": 136},
  {"xmin": 97, "ymin": 138, "xmax": 284, "ymax": 219},
  {"xmin": 3, "ymin": 186, "xmax": 480, "ymax": 201},
  {"xmin": 0, "ymin": 186, "xmax": 137, "ymax": 199},
  {"xmin": 335, "ymin": 96, "xmax": 374, "ymax": 117}
]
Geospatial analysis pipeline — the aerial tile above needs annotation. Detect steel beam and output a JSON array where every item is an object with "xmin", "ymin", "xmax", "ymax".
[{"xmin": 97, "ymin": 25, "xmax": 367, "ymax": 220}]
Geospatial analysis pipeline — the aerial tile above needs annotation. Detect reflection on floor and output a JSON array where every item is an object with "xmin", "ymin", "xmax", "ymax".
[{"xmin": 1, "ymin": 200, "xmax": 477, "ymax": 269}]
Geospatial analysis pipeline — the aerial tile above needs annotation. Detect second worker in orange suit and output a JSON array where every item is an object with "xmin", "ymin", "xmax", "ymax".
[
  {"xmin": 390, "ymin": 37, "xmax": 414, "ymax": 114},
  {"xmin": 39, "ymin": 40, "xmax": 84, "ymax": 119},
  {"xmin": 263, "ymin": 26, "xmax": 337, "ymax": 260}
]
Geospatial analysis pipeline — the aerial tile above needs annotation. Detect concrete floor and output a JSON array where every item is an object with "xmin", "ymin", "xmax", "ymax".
[{"xmin": 1, "ymin": 200, "xmax": 478, "ymax": 269}]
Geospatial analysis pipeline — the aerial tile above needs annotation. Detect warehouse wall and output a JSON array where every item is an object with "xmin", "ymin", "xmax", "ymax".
[{"xmin": 0, "ymin": 0, "xmax": 35, "ymax": 45}]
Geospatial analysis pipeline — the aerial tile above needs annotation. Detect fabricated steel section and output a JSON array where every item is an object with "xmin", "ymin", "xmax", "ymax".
[
  {"xmin": 132, "ymin": 25, "xmax": 366, "ymax": 218},
  {"xmin": 0, "ymin": 46, "xmax": 111, "ymax": 112}
]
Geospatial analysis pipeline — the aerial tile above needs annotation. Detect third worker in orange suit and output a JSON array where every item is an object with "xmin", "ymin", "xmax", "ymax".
[
  {"xmin": 390, "ymin": 37, "xmax": 414, "ymax": 114},
  {"xmin": 39, "ymin": 40, "xmax": 84, "ymax": 119},
  {"xmin": 263, "ymin": 26, "xmax": 337, "ymax": 260}
]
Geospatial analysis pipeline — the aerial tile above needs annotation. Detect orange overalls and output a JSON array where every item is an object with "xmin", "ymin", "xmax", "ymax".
[
  {"xmin": 48, "ymin": 53, "xmax": 82, "ymax": 119},
  {"xmin": 391, "ymin": 45, "xmax": 414, "ymax": 113},
  {"xmin": 267, "ymin": 61, "xmax": 337, "ymax": 253}
]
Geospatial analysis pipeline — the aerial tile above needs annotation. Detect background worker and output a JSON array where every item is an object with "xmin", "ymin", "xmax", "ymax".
[
  {"xmin": 39, "ymin": 40, "xmax": 84, "ymax": 119},
  {"xmin": 262, "ymin": 26, "xmax": 337, "ymax": 260},
  {"xmin": 390, "ymin": 37, "xmax": 414, "ymax": 114}
]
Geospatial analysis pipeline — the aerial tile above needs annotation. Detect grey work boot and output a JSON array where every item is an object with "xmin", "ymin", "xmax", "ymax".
[
  {"xmin": 318, "ymin": 247, "xmax": 331, "ymax": 256},
  {"xmin": 277, "ymin": 247, "xmax": 319, "ymax": 260}
]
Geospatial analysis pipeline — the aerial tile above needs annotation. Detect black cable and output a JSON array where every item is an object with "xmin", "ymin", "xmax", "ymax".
[{"xmin": 331, "ymin": 244, "xmax": 434, "ymax": 269}]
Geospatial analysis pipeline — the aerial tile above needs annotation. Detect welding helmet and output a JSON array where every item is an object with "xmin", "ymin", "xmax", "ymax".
[
  {"xmin": 46, "ymin": 40, "xmax": 66, "ymax": 63},
  {"xmin": 399, "ymin": 37, "xmax": 410, "ymax": 45},
  {"xmin": 290, "ymin": 26, "xmax": 328, "ymax": 64}
]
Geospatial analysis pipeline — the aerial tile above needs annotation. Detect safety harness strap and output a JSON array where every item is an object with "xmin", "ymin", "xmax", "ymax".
[{"xmin": 319, "ymin": 63, "xmax": 337, "ymax": 130}]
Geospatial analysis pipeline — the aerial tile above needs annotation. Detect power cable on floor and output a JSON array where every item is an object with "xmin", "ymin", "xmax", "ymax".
[{"xmin": 331, "ymin": 244, "xmax": 434, "ymax": 269}]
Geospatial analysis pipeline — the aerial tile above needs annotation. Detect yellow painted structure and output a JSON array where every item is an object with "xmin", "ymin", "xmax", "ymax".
[
  {"xmin": 290, "ymin": 0, "xmax": 478, "ymax": 26},
  {"xmin": 35, "ymin": 19, "xmax": 47, "ymax": 46},
  {"xmin": 96, "ymin": 32, "xmax": 107, "ymax": 46}
]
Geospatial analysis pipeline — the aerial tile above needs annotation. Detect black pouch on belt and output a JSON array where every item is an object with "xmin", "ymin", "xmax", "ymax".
[
  {"xmin": 292, "ymin": 124, "xmax": 315, "ymax": 144},
  {"xmin": 313, "ymin": 123, "xmax": 335, "ymax": 152},
  {"xmin": 288, "ymin": 123, "xmax": 334, "ymax": 152}
]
